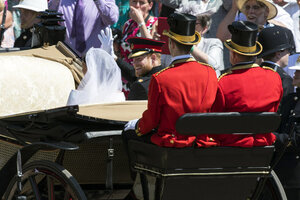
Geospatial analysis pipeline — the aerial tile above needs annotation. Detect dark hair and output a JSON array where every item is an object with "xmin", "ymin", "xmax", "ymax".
[
  {"xmin": 112, "ymin": 28, "xmax": 122, "ymax": 44},
  {"xmin": 262, "ymin": 52, "xmax": 276, "ymax": 61},
  {"xmin": 171, "ymin": 39, "xmax": 193, "ymax": 54},
  {"xmin": 196, "ymin": 15, "xmax": 212, "ymax": 30},
  {"xmin": 237, "ymin": 53, "xmax": 256, "ymax": 62}
]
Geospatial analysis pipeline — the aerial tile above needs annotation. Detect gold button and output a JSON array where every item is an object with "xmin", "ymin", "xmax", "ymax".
[
  {"xmin": 170, "ymin": 140, "xmax": 174, "ymax": 144},
  {"xmin": 209, "ymin": 137, "xmax": 214, "ymax": 141},
  {"xmin": 171, "ymin": 134, "xmax": 175, "ymax": 137}
]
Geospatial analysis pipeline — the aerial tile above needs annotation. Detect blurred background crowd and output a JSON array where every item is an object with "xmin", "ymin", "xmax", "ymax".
[{"xmin": 1, "ymin": 0, "xmax": 299, "ymax": 77}]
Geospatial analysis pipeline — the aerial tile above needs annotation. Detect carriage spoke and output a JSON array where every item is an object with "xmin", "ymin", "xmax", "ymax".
[
  {"xmin": 29, "ymin": 175, "xmax": 41, "ymax": 200},
  {"xmin": 47, "ymin": 176, "xmax": 55, "ymax": 200}
]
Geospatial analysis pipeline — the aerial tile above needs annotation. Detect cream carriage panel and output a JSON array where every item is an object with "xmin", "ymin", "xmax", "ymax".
[{"xmin": 0, "ymin": 56, "xmax": 75, "ymax": 116}]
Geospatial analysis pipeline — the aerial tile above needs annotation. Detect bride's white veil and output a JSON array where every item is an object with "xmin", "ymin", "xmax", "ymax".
[{"xmin": 67, "ymin": 48, "xmax": 125, "ymax": 105}]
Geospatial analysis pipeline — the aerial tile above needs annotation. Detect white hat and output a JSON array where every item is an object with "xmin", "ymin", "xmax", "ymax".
[
  {"xmin": 13, "ymin": 0, "xmax": 48, "ymax": 12},
  {"xmin": 236, "ymin": 0, "xmax": 278, "ymax": 20}
]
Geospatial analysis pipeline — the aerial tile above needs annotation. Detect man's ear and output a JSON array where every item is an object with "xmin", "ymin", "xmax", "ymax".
[
  {"xmin": 169, "ymin": 38, "xmax": 174, "ymax": 49},
  {"xmin": 274, "ymin": 51, "xmax": 282, "ymax": 60},
  {"xmin": 200, "ymin": 26, "xmax": 209, "ymax": 36},
  {"xmin": 151, "ymin": 53, "xmax": 156, "ymax": 63}
]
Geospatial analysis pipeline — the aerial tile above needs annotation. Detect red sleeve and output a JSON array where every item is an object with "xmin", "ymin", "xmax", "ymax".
[
  {"xmin": 137, "ymin": 76, "xmax": 161, "ymax": 134},
  {"xmin": 211, "ymin": 84, "xmax": 226, "ymax": 112}
]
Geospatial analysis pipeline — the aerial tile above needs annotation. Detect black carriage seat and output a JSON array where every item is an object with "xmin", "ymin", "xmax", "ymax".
[{"xmin": 128, "ymin": 112, "xmax": 283, "ymax": 200}]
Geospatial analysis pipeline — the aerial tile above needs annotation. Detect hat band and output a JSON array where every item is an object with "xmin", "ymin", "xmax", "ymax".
[
  {"xmin": 231, "ymin": 40, "xmax": 257, "ymax": 53},
  {"xmin": 169, "ymin": 30, "xmax": 195, "ymax": 42},
  {"xmin": 132, "ymin": 44, "xmax": 162, "ymax": 53}
]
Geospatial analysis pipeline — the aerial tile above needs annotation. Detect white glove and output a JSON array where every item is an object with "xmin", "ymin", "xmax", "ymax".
[
  {"xmin": 124, "ymin": 119, "xmax": 139, "ymax": 131},
  {"xmin": 98, "ymin": 27, "xmax": 116, "ymax": 59}
]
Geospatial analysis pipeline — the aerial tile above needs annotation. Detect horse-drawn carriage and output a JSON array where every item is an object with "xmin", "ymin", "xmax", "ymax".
[{"xmin": 0, "ymin": 43, "xmax": 290, "ymax": 200}]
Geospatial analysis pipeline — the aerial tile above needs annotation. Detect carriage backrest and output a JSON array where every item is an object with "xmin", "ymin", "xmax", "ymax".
[{"xmin": 176, "ymin": 112, "xmax": 280, "ymax": 135}]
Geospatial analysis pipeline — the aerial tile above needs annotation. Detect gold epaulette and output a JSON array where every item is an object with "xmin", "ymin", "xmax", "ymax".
[
  {"xmin": 197, "ymin": 61, "xmax": 214, "ymax": 70},
  {"xmin": 262, "ymin": 66, "xmax": 276, "ymax": 73},
  {"xmin": 218, "ymin": 70, "xmax": 232, "ymax": 81},
  {"xmin": 231, "ymin": 63, "xmax": 259, "ymax": 71},
  {"xmin": 155, "ymin": 65, "xmax": 174, "ymax": 77}
]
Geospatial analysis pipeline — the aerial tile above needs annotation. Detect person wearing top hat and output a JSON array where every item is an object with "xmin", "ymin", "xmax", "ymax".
[
  {"xmin": 123, "ymin": 12, "xmax": 218, "ymax": 148},
  {"xmin": 196, "ymin": 21, "xmax": 283, "ymax": 148},
  {"xmin": 125, "ymin": 37, "xmax": 165, "ymax": 100},
  {"xmin": 13, "ymin": 0, "xmax": 48, "ymax": 48},
  {"xmin": 160, "ymin": 1, "xmax": 225, "ymax": 77}
]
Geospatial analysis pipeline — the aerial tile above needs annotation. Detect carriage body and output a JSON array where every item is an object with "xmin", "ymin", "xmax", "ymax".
[{"xmin": 0, "ymin": 45, "xmax": 288, "ymax": 200}]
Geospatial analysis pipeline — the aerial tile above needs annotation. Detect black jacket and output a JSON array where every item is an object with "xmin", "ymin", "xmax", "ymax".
[
  {"xmin": 261, "ymin": 62, "xmax": 294, "ymax": 99},
  {"xmin": 260, "ymin": 62, "xmax": 296, "ymax": 149},
  {"xmin": 127, "ymin": 66, "xmax": 164, "ymax": 100},
  {"xmin": 116, "ymin": 58, "xmax": 164, "ymax": 100},
  {"xmin": 14, "ymin": 28, "xmax": 32, "ymax": 48}
]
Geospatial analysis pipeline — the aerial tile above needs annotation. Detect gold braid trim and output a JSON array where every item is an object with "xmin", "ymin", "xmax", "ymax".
[
  {"xmin": 155, "ymin": 57, "xmax": 196, "ymax": 77},
  {"xmin": 218, "ymin": 63, "xmax": 259, "ymax": 81},
  {"xmin": 231, "ymin": 63, "xmax": 260, "ymax": 71},
  {"xmin": 218, "ymin": 71, "xmax": 232, "ymax": 81},
  {"xmin": 262, "ymin": 66, "xmax": 276, "ymax": 72},
  {"xmin": 171, "ymin": 57, "xmax": 196, "ymax": 65},
  {"xmin": 155, "ymin": 66, "xmax": 173, "ymax": 77},
  {"xmin": 197, "ymin": 61, "xmax": 214, "ymax": 70}
]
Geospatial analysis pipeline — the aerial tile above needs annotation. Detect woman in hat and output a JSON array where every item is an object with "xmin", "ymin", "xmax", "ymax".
[
  {"xmin": 175, "ymin": 1, "xmax": 225, "ymax": 77},
  {"xmin": 13, "ymin": 0, "xmax": 48, "ymax": 47},
  {"xmin": 120, "ymin": 0, "xmax": 158, "ymax": 64},
  {"xmin": 0, "ymin": 0, "xmax": 14, "ymax": 48},
  {"xmin": 216, "ymin": 0, "xmax": 279, "ymax": 42}
]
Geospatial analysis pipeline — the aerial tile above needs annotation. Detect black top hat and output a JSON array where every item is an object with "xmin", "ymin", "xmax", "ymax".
[
  {"xmin": 224, "ymin": 21, "xmax": 262, "ymax": 56},
  {"xmin": 126, "ymin": 37, "xmax": 165, "ymax": 58},
  {"xmin": 258, "ymin": 26, "xmax": 295, "ymax": 58},
  {"xmin": 162, "ymin": 13, "xmax": 201, "ymax": 45}
]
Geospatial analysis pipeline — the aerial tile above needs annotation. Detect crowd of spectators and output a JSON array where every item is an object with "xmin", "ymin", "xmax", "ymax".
[{"xmin": 1, "ymin": 0, "xmax": 298, "ymax": 79}]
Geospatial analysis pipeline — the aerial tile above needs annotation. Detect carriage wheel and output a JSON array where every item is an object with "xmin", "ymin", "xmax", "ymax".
[
  {"xmin": 259, "ymin": 170, "xmax": 287, "ymax": 200},
  {"xmin": 3, "ymin": 160, "xmax": 87, "ymax": 200}
]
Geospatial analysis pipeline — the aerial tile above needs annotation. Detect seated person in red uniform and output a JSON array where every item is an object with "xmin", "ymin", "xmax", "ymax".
[
  {"xmin": 123, "ymin": 12, "xmax": 218, "ymax": 148},
  {"xmin": 197, "ymin": 21, "xmax": 283, "ymax": 148}
]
